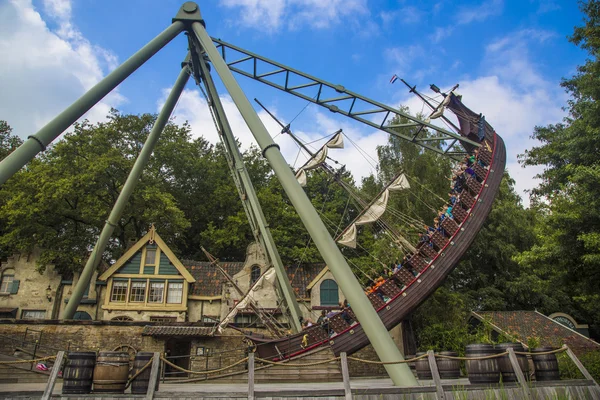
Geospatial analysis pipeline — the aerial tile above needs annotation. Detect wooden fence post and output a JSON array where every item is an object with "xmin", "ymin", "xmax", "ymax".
[
  {"xmin": 427, "ymin": 350, "xmax": 445, "ymax": 400},
  {"xmin": 145, "ymin": 352, "xmax": 161, "ymax": 400},
  {"xmin": 31, "ymin": 340, "xmax": 39, "ymax": 370},
  {"xmin": 248, "ymin": 352, "xmax": 255, "ymax": 400},
  {"xmin": 340, "ymin": 352, "xmax": 352, "ymax": 400},
  {"xmin": 507, "ymin": 347, "xmax": 532, "ymax": 399},
  {"xmin": 41, "ymin": 351, "xmax": 64, "ymax": 400},
  {"xmin": 564, "ymin": 345, "xmax": 600, "ymax": 390}
]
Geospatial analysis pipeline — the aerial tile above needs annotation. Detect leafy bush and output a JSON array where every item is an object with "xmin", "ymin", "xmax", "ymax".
[{"xmin": 558, "ymin": 350, "xmax": 600, "ymax": 383}]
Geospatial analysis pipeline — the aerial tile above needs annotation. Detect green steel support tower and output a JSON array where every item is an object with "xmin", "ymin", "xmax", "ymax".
[
  {"xmin": 189, "ymin": 46, "xmax": 303, "ymax": 333},
  {"xmin": 63, "ymin": 62, "xmax": 191, "ymax": 319}
]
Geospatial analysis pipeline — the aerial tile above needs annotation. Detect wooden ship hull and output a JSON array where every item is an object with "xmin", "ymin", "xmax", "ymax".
[{"xmin": 246, "ymin": 127, "xmax": 506, "ymax": 361}]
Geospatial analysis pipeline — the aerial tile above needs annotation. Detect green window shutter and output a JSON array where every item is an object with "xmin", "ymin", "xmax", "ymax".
[
  {"xmin": 10, "ymin": 280, "xmax": 20, "ymax": 294},
  {"xmin": 320, "ymin": 279, "xmax": 339, "ymax": 306}
]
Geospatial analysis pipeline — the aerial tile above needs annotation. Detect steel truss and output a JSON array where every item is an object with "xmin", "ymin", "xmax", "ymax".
[{"xmin": 211, "ymin": 38, "xmax": 480, "ymax": 158}]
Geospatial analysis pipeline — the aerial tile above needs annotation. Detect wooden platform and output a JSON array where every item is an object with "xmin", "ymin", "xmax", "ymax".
[{"xmin": 1, "ymin": 378, "xmax": 599, "ymax": 399}]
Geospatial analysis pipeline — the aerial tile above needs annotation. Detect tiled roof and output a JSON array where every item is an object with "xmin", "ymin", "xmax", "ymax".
[
  {"xmin": 183, "ymin": 260, "xmax": 325, "ymax": 298},
  {"xmin": 142, "ymin": 325, "xmax": 215, "ymax": 337},
  {"xmin": 184, "ymin": 261, "xmax": 245, "ymax": 297},
  {"xmin": 286, "ymin": 263, "xmax": 325, "ymax": 297},
  {"xmin": 472, "ymin": 311, "xmax": 600, "ymax": 355}
]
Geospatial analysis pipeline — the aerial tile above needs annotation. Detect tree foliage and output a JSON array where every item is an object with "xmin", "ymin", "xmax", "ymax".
[
  {"xmin": 447, "ymin": 173, "xmax": 537, "ymax": 311},
  {"xmin": 516, "ymin": 0, "xmax": 600, "ymax": 334}
]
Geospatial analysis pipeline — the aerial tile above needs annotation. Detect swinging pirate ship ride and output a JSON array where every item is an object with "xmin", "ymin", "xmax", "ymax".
[
  {"xmin": 0, "ymin": 2, "xmax": 505, "ymax": 384},
  {"xmin": 241, "ymin": 84, "xmax": 505, "ymax": 361}
]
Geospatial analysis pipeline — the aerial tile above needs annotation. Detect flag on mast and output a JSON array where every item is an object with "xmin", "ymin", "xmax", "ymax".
[{"xmin": 389, "ymin": 74, "xmax": 398, "ymax": 84}]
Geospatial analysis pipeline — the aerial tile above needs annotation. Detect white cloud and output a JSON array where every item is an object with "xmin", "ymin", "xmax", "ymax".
[
  {"xmin": 380, "ymin": 6, "xmax": 423, "ymax": 27},
  {"xmin": 384, "ymin": 45, "xmax": 425, "ymax": 77},
  {"xmin": 429, "ymin": 26, "xmax": 454, "ymax": 43},
  {"xmin": 220, "ymin": 0, "xmax": 369, "ymax": 33},
  {"xmin": 456, "ymin": 0, "xmax": 504, "ymax": 24},
  {"xmin": 0, "ymin": 0, "xmax": 124, "ymax": 140},
  {"xmin": 536, "ymin": 0, "xmax": 561, "ymax": 14},
  {"xmin": 432, "ymin": 0, "xmax": 503, "ymax": 43},
  {"xmin": 159, "ymin": 88, "xmax": 385, "ymax": 185},
  {"xmin": 398, "ymin": 29, "xmax": 565, "ymax": 206}
]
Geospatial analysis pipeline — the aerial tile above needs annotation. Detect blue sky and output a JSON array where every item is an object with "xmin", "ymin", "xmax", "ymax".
[{"xmin": 0, "ymin": 0, "xmax": 587, "ymax": 206}]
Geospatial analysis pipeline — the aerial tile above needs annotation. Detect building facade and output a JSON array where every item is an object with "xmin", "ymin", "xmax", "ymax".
[{"xmin": 0, "ymin": 227, "xmax": 345, "ymax": 326}]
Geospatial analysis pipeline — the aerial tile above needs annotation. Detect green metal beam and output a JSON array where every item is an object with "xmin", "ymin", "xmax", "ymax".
[
  {"xmin": 191, "ymin": 46, "xmax": 303, "ymax": 333},
  {"xmin": 0, "ymin": 22, "xmax": 185, "ymax": 186},
  {"xmin": 63, "ymin": 64, "xmax": 191, "ymax": 319},
  {"xmin": 191, "ymin": 18, "xmax": 417, "ymax": 387}
]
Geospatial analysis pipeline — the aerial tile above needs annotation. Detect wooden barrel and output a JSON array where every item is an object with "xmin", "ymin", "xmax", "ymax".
[
  {"xmin": 131, "ymin": 352, "xmax": 160, "ymax": 394},
  {"xmin": 466, "ymin": 344, "xmax": 500, "ymax": 384},
  {"xmin": 437, "ymin": 351, "xmax": 460, "ymax": 379},
  {"xmin": 93, "ymin": 351, "xmax": 130, "ymax": 393},
  {"xmin": 405, "ymin": 354, "xmax": 416, "ymax": 371},
  {"xmin": 62, "ymin": 352, "xmax": 96, "ymax": 394},
  {"xmin": 532, "ymin": 347, "xmax": 560, "ymax": 381},
  {"xmin": 415, "ymin": 351, "xmax": 432, "ymax": 380},
  {"xmin": 495, "ymin": 343, "xmax": 529, "ymax": 382}
]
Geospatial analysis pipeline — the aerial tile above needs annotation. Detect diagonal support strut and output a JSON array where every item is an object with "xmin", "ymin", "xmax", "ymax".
[{"xmin": 190, "ymin": 9, "xmax": 417, "ymax": 387}]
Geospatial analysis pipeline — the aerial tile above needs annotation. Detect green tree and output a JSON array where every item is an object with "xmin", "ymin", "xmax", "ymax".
[
  {"xmin": 0, "ymin": 120, "xmax": 23, "ymax": 260},
  {"xmin": 448, "ymin": 174, "xmax": 537, "ymax": 311},
  {"xmin": 0, "ymin": 120, "xmax": 23, "ymax": 161},
  {"xmin": 517, "ymin": 0, "xmax": 600, "ymax": 335},
  {"xmin": 0, "ymin": 111, "xmax": 195, "ymax": 273}
]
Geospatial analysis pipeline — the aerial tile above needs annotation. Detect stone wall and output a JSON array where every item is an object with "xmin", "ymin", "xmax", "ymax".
[
  {"xmin": 0, "ymin": 249, "xmax": 62, "ymax": 319},
  {"xmin": 0, "ymin": 321, "xmax": 163, "ymax": 355},
  {"xmin": 187, "ymin": 333, "xmax": 248, "ymax": 376}
]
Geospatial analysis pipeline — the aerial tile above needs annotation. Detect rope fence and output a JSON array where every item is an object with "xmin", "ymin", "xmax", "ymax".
[
  {"xmin": 0, "ymin": 347, "xmax": 568, "ymax": 371},
  {"xmin": 152, "ymin": 346, "xmax": 572, "ymax": 377},
  {"xmin": 0, "ymin": 355, "xmax": 56, "ymax": 365},
  {"xmin": 255, "ymin": 357, "xmax": 340, "ymax": 367},
  {"xmin": 160, "ymin": 355, "xmax": 248, "ymax": 376}
]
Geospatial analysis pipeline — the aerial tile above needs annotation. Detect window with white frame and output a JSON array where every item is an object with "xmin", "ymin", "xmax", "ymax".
[
  {"xmin": 167, "ymin": 282, "xmax": 183, "ymax": 303},
  {"xmin": 0, "ymin": 270, "xmax": 14, "ymax": 293},
  {"xmin": 22, "ymin": 310, "xmax": 46, "ymax": 319},
  {"xmin": 148, "ymin": 282, "xmax": 164, "ymax": 303},
  {"xmin": 129, "ymin": 281, "xmax": 146, "ymax": 302},
  {"xmin": 111, "ymin": 281, "xmax": 128, "ymax": 302}
]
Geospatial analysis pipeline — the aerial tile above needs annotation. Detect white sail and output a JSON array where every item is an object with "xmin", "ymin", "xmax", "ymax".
[
  {"xmin": 429, "ymin": 93, "xmax": 452, "ymax": 120},
  {"xmin": 217, "ymin": 267, "xmax": 277, "ymax": 333},
  {"xmin": 337, "ymin": 224, "xmax": 358, "ymax": 248},
  {"xmin": 356, "ymin": 189, "xmax": 390, "ymax": 225},
  {"xmin": 337, "ymin": 174, "xmax": 410, "ymax": 249},
  {"xmin": 388, "ymin": 173, "xmax": 410, "ymax": 192},
  {"xmin": 295, "ymin": 132, "xmax": 344, "ymax": 187},
  {"xmin": 337, "ymin": 191, "xmax": 389, "ymax": 249},
  {"xmin": 296, "ymin": 169, "xmax": 308, "ymax": 187},
  {"xmin": 303, "ymin": 147, "xmax": 328, "ymax": 171},
  {"xmin": 325, "ymin": 131, "xmax": 344, "ymax": 149}
]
